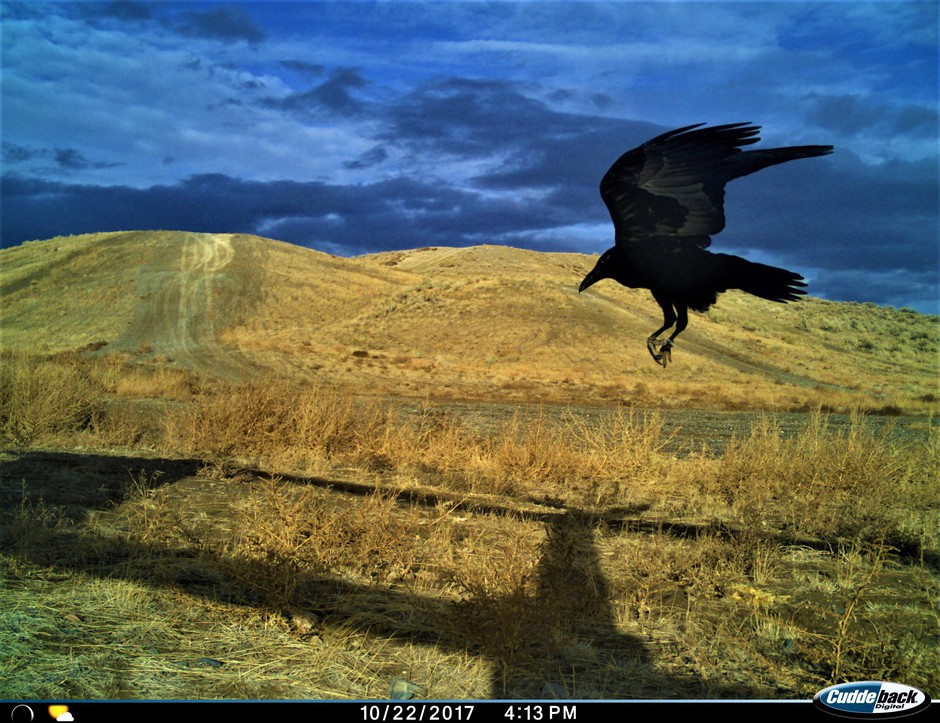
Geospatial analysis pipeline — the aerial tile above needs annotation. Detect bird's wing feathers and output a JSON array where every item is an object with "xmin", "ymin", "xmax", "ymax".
[{"xmin": 601, "ymin": 122, "xmax": 763, "ymax": 248}]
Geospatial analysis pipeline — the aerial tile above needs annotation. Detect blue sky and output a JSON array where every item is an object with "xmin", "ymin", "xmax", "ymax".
[{"xmin": 2, "ymin": 1, "xmax": 937, "ymax": 313}]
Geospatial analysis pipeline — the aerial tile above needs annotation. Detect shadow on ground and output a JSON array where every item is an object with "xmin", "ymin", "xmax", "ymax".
[{"xmin": 2, "ymin": 448, "xmax": 758, "ymax": 699}]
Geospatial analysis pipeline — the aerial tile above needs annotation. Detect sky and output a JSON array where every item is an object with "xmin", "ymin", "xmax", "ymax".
[{"xmin": 2, "ymin": 1, "xmax": 938, "ymax": 314}]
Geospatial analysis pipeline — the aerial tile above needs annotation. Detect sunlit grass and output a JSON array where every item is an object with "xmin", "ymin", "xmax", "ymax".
[{"xmin": 1, "ymin": 353, "xmax": 937, "ymax": 699}]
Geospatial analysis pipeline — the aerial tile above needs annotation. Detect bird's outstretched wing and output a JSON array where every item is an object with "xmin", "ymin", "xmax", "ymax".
[{"xmin": 600, "ymin": 122, "xmax": 832, "ymax": 249}]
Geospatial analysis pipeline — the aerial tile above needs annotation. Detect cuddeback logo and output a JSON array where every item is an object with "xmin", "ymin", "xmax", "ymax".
[{"xmin": 814, "ymin": 681, "xmax": 931, "ymax": 718}]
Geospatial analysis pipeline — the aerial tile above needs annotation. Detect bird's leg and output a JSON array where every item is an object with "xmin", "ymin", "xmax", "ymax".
[
  {"xmin": 660, "ymin": 305, "xmax": 688, "ymax": 367},
  {"xmin": 647, "ymin": 302, "xmax": 686, "ymax": 368},
  {"xmin": 647, "ymin": 297, "xmax": 677, "ymax": 367}
]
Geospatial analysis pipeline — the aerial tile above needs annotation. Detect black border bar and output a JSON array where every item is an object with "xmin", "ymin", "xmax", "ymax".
[{"xmin": 6, "ymin": 700, "xmax": 937, "ymax": 722}]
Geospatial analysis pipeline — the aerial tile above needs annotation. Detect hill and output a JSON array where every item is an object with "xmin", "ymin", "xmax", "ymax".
[
  {"xmin": 1, "ymin": 230, "xmax": 936, "ymax": 412},
  {"xmin": 2, "ymin": 232, "xmax": 938, "ymax": 702}
]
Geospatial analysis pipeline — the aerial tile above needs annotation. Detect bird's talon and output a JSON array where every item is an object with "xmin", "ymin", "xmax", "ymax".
[
  {"xmin": 660, "ymin": 340, "xmax": 673, "ymax": 367},
  {"xmin": 647, "ymin": 338, "xmax": 673, "ymax": 367}
]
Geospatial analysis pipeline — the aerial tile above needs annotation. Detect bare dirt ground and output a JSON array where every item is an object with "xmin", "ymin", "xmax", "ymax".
[{"xmin": 108, "ymin": 232, "xmax": 264, "ymax": 379}]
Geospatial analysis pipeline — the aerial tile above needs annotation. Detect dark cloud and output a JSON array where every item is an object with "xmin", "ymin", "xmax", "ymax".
[
  {"xmin": 2, "ymin": 142, "xmax": 38, "ymax": 164},
  {"xmin": 0, "ymin": 172, "xmax": 559, "ymax": 254},
  {"xmin": 71, "ymin": 1, "xmax": 152, "ymax": 25},
  {"xmin": 725, "ymin": 152, "xmax": 937, "ymax": 275},
  {"xmin": 54, "ymin": 148, "xmax": 90, "ymax": 169},
  {"xmin": 591, "ymin": 93, "xmax": 615, "ymax": 110},
  {"xmin": 53, "ymin": 148, "xmax": 120, "ymax": 171},
  {"xmin": 382, "ymin": 78, "xmax": 565, "ymax": 158},
  {"xmin": 377, "ymin": 76, "xmax": 660, "ymax": 206},
  {"xmin": 819, "ymin": 269, "xmax": 939, "ymax": 311},
  {"xmin": 99, "ymin": 1, "xmax": 152, "ymax": 22},
  {"xmin": 344, "ymin": 146, "xmax": 389, "ymax": 170},
  {"xmin": 471, "ymin": 118, "xmax": 656, "ymax": 193},
  {"xmin": 805, "ymin": 93, "xmax": 938, "ymax": 138},
  {"xmin": 279, "ymin": 60, "xmax": 326, "ymax": 77},
  {"xmin": 2, "ymin": 143, "xmax": 120, "ymax": 173},
  {"xmin": 895, "ymin": 105, "xmax": 940, "ymax": 136},
  {"xmin": 174, "ymin": 7, "xmax": 266, "ymax": 44},
  {"xmin": 265, "ymin": 68, "xmax": 369, "ymax": 117}
]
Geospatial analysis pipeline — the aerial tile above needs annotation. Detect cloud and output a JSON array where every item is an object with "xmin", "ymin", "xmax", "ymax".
[
  {"xmin": 265, "ymin": 68, "xmax": 370, "ymax": 118},
  {"xmin": 94, "ymin": 1, "xmax": 152, "ymax": 23},
  {"xmin": 2, "ymin": 142, "xmax": 39, "ymax": 164},
  {"xmin": 1, "ymin": 1, "xmax": 936, "ymax": 314},
  {"xmin": 0, "ymin": 170, "xmax": 566, "ymax": 255},
  {"xmin": 381, "ymin": 78, "xmax": 571, "ymax": 159},
  {"xmin": 728, "ymin": 151, "xmax": 937, "ymax": 273},
  {"xmin": 2, "ymin": 143, "xmax": 120, "ymax": 173},
  {"xmin": 805, "ymin": 93, "xmax": 938, "ymax": 139},
  {"xmin": 811, "ymin": 267, "xmax": 939, "ymax": 313},
  {"xmin": 344, "ymin": 146, "xmax": 389, "ymax": 170},
  {"xmin": 53, "ymin": 148, "xmax": 121, "ymax": 171},
  {"xmin": 279, "ymin": 60, "xmax": 326, "ymax": 77},
  {"xmin": 173, "ymin": 6, "xmax": 266, "ymax": 44}
]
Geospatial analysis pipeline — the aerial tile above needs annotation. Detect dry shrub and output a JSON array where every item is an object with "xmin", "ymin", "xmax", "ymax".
[
  {"xmin": 166, "ymin": 379, "xmax": 296, "ymax": 459},
  {"xmin": 114, "ymin": 366, "xmax": 193, "ymax": 399},
  {"xmin": 446, "ymin": 520, "xmax": 545, "ymax": 682},
  {"xmin": 218, "ymin": 478, "xmax": 416, "ymax": 610},
  {"xmin": 607, "ymin": 531, "xmax": 739, "ymax": 622},
  {"xmin": 566, "ymin": 407, "xmax": 669, "ymax": 504},
  {"xmin": 706, "ymin": 409, "xmax": 938, "ymax": 547},
  {"xmin": 467, "ymin": 406, "xmax": 668, "ymax": 503},
  {"xmin": 820, "ymin": 539, "xmax": 890, "ymax": 685},
  {"xmin": 163, "ymin": 378, "xmax": 373, "ymax": 466},
  {"xmin": 164, "ymin": 381, "xmax": 670, "ymax": 506},
  {"xmin": 85, "ymin": 404, "xmax": 148, "ymax": 448},
  {"xmin": 347, "ymin": 404, "xmax": 444, "ymax": 469},
  {"xmin": 113, "ymin": 470, "xmax": 425, "ymax": 612},
  {"xmin": 486, "ymin": 410, "xmax": 576, "ymax": 491},
  {"xmin": 374, "ymin": 405, "xmax": 487, "ymax": 487},
  {"xmin": 0, "ymin": 352, "xmax": 102, "ymax": 446},
  {"xmin": 383, "ymin": 405, "xmax": 670, "ymax": 502}
]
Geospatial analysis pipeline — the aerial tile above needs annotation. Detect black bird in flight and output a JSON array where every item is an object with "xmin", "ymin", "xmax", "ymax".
[{"xmin": 578, "ymin": 122, "xmax": 832, "ymax": 367}]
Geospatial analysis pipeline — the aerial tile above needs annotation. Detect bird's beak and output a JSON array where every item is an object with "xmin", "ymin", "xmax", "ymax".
[{"xmin": 579, "ymin": 272, "xmax": 598, "ymax": 294}]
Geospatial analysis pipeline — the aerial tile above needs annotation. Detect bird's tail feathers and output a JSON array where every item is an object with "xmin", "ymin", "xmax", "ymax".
[{"xmin": 725, "ymin": 256, "xmax": 807, "ymax": 303}]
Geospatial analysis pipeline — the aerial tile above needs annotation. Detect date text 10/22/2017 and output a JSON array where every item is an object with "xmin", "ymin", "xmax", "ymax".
[{"xmin": 359, "ymin": 704, "xmax": 578, "ymax": 721}]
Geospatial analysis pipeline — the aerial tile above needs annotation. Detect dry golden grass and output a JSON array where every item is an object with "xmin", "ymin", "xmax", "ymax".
[
  {"xmin": 1, "ymin": 354, "xmax": 937, "ymax": 700},
  {"xmin": 2, "ymin": 232, "xmax": 937, "ymax": 414},
  {"xmin": 700, "ymin": 409, "xmax": 937, "ymax": 548},
  {"xmin": 114, "ymin": 366, "xmax": 193, "ymax": 399},
  {"xmin": 158, "ymin": 375, "xmax": 673, "ymax": 506},
  {"xmin": 0, "ymin": 351, "xmax": 103, "ymax": 446},
  {"xmin": 0, "ymin": 229, "xmax": 937, "ymax": 700},
  {"xmin": 3, "ymin": 232, "xmax": 936, "ymax": 700}
]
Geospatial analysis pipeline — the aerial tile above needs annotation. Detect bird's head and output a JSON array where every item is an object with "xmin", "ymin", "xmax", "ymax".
[{"xmin": 579, "ymin": 247, "xmax": 618, "ymax": 293}]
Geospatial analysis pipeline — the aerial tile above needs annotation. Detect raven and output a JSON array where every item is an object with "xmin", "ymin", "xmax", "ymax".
[{"xmin": 578, "ymin": 122, "xmax": 832, "ymax": 367}]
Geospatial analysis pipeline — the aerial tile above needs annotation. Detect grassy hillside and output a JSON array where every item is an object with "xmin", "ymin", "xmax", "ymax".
[
  {"xmin": 1, "ymin": 231, "xmax": 935, "ymax": 412},
  {"xmin": 1, "ymin": 232, "xmax": 937, "ymax": 701}
]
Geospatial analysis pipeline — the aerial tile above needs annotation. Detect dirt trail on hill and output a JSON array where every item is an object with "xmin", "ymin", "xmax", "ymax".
[
  {"xmin": 676, "ymin": 328, "xmax": 828, "ymax": 388},
  {"xmin": 389, "ymin": 246, "xmax": 468, "ymax": 273},
  {"xmin": 172, "ymin": 233, "xmax": 234, "ymax": 355},
  {"xmin": 589, "ymin": 291, "xmax": 828, "ymax": 389},
  {"xmin": 110, "ymin": 232, "xmax": 262, "ymax": 378}
]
